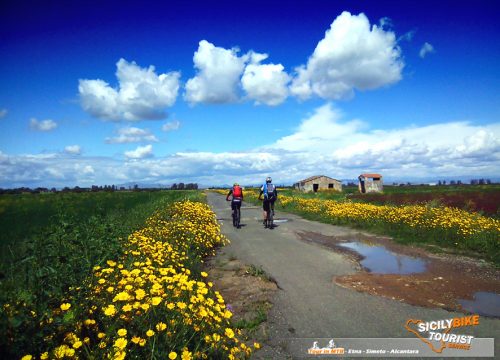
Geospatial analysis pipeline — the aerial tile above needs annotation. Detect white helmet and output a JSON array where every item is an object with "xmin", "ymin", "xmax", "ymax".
[{"xmin": 266, "ymin": 177, "xmax": 272, "ymax": 183}]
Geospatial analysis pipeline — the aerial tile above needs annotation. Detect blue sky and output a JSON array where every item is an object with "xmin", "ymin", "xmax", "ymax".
[{"xmin": 0, "ymin": 0, "xmax": 499, "ymax": 187}]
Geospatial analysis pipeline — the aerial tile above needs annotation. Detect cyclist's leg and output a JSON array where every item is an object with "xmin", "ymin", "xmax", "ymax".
[
  {"xmin": 269, "ymin": 200, "xmax": 274, "ymax": 228},
  {"xmin": 236, "ymin": 201, "xmax": 241, "ymax": 226},
  {"xmin": 263, "ymin": 200, "xmax": 270, "ymax": 227},
  {"xmin": 262, "ymin": 200, "xmax": 267, "ymax": 224},
  {"xmin": 231, "ymin": 200, "xmax": 237, "ymax": 226}
]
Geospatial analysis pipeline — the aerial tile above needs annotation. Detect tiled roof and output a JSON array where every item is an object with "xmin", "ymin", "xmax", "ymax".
[
  {"xmin": 359, "ymin": 173, "xmax": 382, "ymax": 178},
  {"xmin": 299, "ymin": 175, "xmax": 340, "ymax": 183}
]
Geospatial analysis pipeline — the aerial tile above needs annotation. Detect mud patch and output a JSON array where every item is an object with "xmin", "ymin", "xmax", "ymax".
[
  {"xmin": 297, "ymin": 231, "xmax": 500, "ymax": 317},
  {"xmin": 204, "ymin": 253, "xmax": 278, "ymax": 349}
]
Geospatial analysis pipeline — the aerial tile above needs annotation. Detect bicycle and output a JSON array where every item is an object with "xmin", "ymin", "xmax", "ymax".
[
  {"xmin": 265, "ymin": 205, "xmax": 274, "ymax": 229},
  {"xmin": 232, "ymin": 204, "xmax": 241, "ymax": 228},
  {"xmin": 227, "ymin": 198, "xmax": 241, "ymax": 228},
  {"xmin": 259, "ymin": 198, "xmax": 274, "ymax": 229}
]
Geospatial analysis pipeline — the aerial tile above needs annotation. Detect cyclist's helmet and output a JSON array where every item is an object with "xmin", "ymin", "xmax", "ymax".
[
  {"xmin": 233, "ymin": 182, "xmax": 239, "ymax": 186},
  {"xmin": 266, "ymin": 177, "xmax": 272, "ymax": 183}
]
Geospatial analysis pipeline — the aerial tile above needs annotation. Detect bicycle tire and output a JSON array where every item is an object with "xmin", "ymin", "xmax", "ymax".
[
  {"xmin": 268, "ymin": 210, "xmax": 273, "ymax": 229},
  {"xmin": 236, "ymin": 208, "xmax": 241, "ymax": 228}
]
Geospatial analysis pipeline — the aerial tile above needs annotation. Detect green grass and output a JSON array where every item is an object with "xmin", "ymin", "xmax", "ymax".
[
  {"xmin": 0, "ymin": 191, "xmax": 201, "ymax": 248},
  {"xmin": 245, "ymin": 264, "xmax": 271, "ymax": 282},
  {"xmin": 233, "ymin": 302, "xmax": 269, "ymax": 333}
]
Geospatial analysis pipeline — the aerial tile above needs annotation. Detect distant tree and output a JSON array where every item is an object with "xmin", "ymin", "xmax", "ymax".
[
  {"xmin": 133, "ymin": 184, "xmax": 139, "ymax": 191},
  {"xmin": 457, "ymin": 180, "xmax": 462, "ymax": 185},
  {"xmin": 450, "ymin": 180, "xmax": 456, "ymax": 185},
  {"xmin": 178, "ymin": 182, "xmax": 185, "ymax": 190},
  {"xmin": 438, "ymin": 180, "xmax": 442, "ymax": 186},
  {"xmin": 171, "ymin": 183, "xmax": 177, "ymax": 190},
  {"xmin": 120, "ymin": 186, "xmax": 126, "ymax": 191},
  {"xmin": 486, "ymin": 179, "xmax": 491, "ymax": 185},
  {"xmin": 51, "ymin": 187, "xmax": 57, "ymax": 193}
]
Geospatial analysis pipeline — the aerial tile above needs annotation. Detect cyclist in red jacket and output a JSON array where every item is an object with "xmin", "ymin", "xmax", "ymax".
[{"xmin": 226, "ymin": 183, "xmax": 243, "ymax": 227}]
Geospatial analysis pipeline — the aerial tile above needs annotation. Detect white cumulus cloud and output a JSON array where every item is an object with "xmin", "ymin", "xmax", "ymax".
[
  {"xmin": 265, "ymin": 103, "xmax": 500, "ymax": 180},
  {"xmin": 419, "ymin": 42, "xmax": 435, "ymax": 58},
  {"xmin": 290, "ymin": 11, "xmax": 404, "ymax": 100},
  {"xmin": 184, "ymin": 40, "xmax": 247, "ymax": 104},
  {"xmin": 79, "ymin": 59, "xmax": 180, "ymax": 121},
  {"xmin": 125, "ymin": 144, "xmax": 153, "ymax": 159},
  {"xmin": 0, "ymin": 109, "xmax": 7, "ymax": 118},
  {"xmin": 64, "ymin": 145, "xmax": 82, "ymax": 155},
  {"xmin": 30, "ymin": 118, "xmax": 58, "ymax": 131},
  {"xmin": 241, "ymin": 52, "xmax": 290, "ymax": 106},
  {"xmin": 162, "ymin": 120, "xmax": 181, "ymax": 132},
  {"xmin": 106, "ymin": 127, "xmax": 158, "ymax": 144}
]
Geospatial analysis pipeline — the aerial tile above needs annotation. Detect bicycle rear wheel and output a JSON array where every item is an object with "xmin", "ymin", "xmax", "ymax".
[
  {"xmin": 236, "ymin": 208, "xmax": 241, "ymax": 228},
  {"xmin": 268, "ymin": 210, "xmax": 273, "ymax": 229}
]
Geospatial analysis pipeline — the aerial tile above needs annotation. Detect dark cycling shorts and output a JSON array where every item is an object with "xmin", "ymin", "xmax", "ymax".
[
  {"xmin": 263, "ymin": 199, "xmax": 275, "ymax": 212},
  {"xmin": 231, "ymin": 198, "xmax": 242, "ymax": 210}
]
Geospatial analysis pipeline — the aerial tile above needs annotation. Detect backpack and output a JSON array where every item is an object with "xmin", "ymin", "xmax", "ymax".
[
  {"xmin": 264, "ymin": 183, "xmax": 275, "ymax": 200},
  {"xmin": 233, "ymin": 185, "xmax": 242, "ymax": 198}
]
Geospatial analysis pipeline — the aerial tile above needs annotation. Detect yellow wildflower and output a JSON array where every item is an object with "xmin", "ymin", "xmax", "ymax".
[
  {"xmin": 103, "ymin": 304, "xmax": 116, "ymax": 316},
  {"xmin": 113, "ymin": 337, "xmax": 127, "ymax": 350},
  {"xmin": 225, "ymin": 328, "xmax": 235, "ymax": 339},
  {"xmin": 156, "ymin": 322, "xmax": 167, "ymax": 331},
  {"xmin": 151, "ymin": 296, "xmax": 162, "ymax": 306},
  {"xmin": 60, "ymin": 303, "xmax": 71, "ymax": 311},
  {"xmin": 107, "ymin": 260, "xmax": 116, "ymax": 267},
  {"xmin": 177, "ymin": 301, "xmax": 186, "ymax": 310}
]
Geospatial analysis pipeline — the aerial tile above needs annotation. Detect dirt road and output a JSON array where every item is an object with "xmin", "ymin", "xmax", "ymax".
[{"xmin": 207, "ymin": 192, "xmax": 499, "ymax": 358}]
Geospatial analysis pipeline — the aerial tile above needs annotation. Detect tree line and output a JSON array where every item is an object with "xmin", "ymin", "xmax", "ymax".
[{"xmin": 0, "ymin": 183, "xmax": 199, "ymax": 195}]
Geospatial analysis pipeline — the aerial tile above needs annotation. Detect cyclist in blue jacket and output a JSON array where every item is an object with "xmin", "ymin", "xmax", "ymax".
[{"xmin": 258, "ymin": 177, "xmax": 277, "ymax": 226}]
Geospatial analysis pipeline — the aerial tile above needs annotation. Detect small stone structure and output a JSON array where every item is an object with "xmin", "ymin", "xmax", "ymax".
[
  {"xmin": 358, "ymin": 173, "xmax": 383, "ymax": 193},
  {"xmin": 294, "ymin": 175, "xmax": 342, "ymax": 192}
]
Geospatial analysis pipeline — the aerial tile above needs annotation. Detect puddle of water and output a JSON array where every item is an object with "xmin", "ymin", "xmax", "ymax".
[
  {"xmin": 338, "ymin": 241, "xmax": 427, "ymax": 274},
  {"xmin": 273, "ymin": 219, "xmax": 289, "ymax": 223},
  {"xmin": 459, "ymin": 292, "xmax": 500, "ymax": 317}
]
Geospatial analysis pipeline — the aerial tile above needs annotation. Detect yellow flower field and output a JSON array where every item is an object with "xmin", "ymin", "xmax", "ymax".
[{"xmin": 11, "ymin": 200, "xmax": 256, "ymax": 359}]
